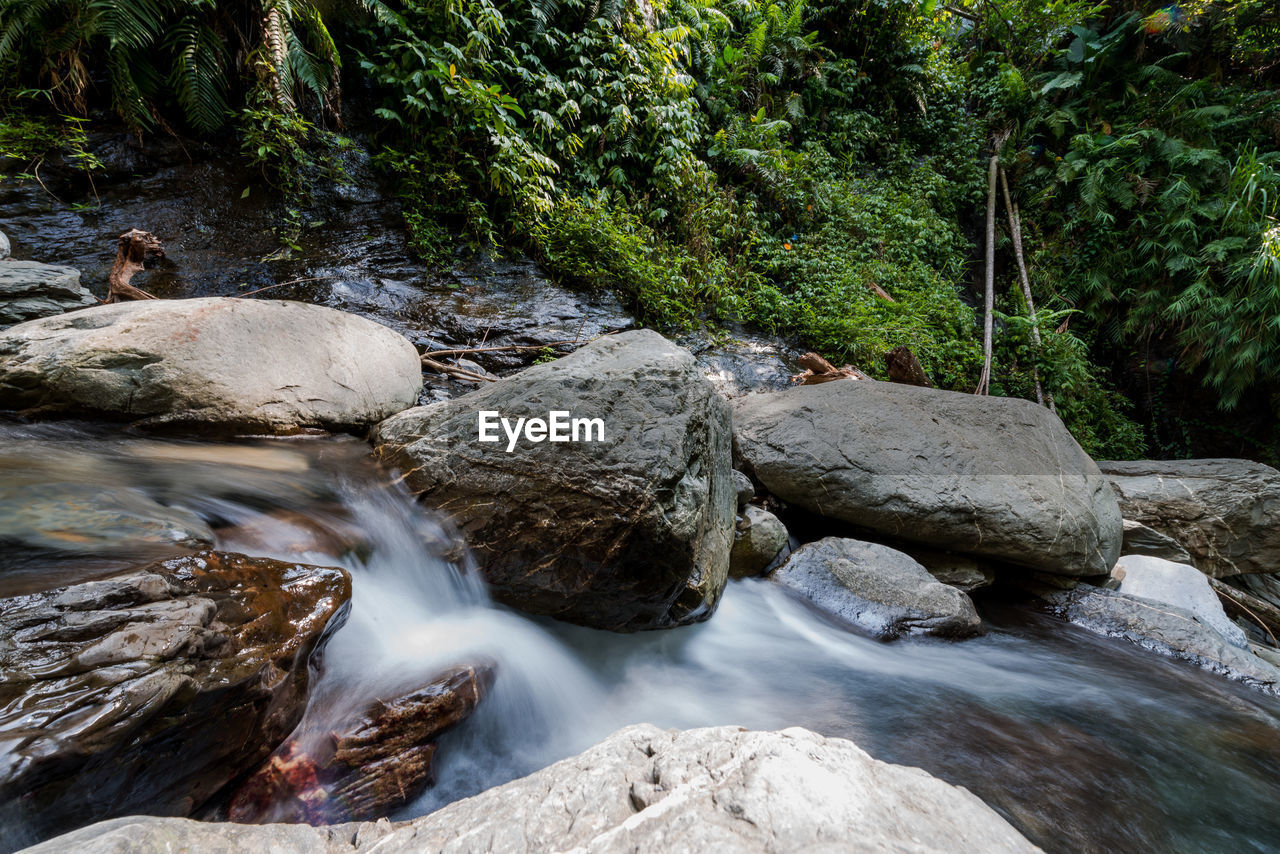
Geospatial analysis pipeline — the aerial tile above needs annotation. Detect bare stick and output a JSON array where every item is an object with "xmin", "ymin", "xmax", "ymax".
[
  {"xmin": 421, "ymin": 341, "xmax": 580, "ymax": 361},
  {"xmin": 422, "ymin": 357, "xmax": 497, "ymax": 383},
  {"xmin": 236, "ymin": 276, "xmax": 336, "ymax": 298},
  {"xmin": 975, "ymin": 154, "xmax": 998, "ymax": 396},
  {"xmin": 1000, "ymin": 167, "xmax": 1054, "ymax": 412}
]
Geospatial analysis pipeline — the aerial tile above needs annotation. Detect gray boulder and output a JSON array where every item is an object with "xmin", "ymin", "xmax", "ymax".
[
  {"xmin": 0, "ymin": 552, "xmax": 351, "ymax": 848},
  {"xmin": 19, "ymin": 724, "xmax": 1040, "ymax": 854},
  {"xmin": 1101, "ymin": 459, "xmax": 1280, "ymax": 577},
  {"xmin": 910, "ymin": 549, "xmax": 997, "ymax": 592},
  {"xmin": 729, "ymin": 505, "xmax": 788, "ymax": 578},
  {"xmin": 1112, "ymin": 555, "xmax": 1248, "ymax": 648},
  {"xmin": 732, "ymin": 469, "xmax": 755, "ymax": 509},
  {"xmin": 770, "ymin": 537, "xmax": 982, "ymax": 638},
  {"xmin": 373, "ymin": 330, "xmax": 735, "ymax": 631},
  {"xmin": 733, "ymin": 381, "xmax": 1122, "ymax": 576},
  {"xmin": 0, "ymin": 298, "xmax": 421, "ymax": 434},
  {"xmin": 0, "ymin": 260, "xmax": 97, "ymax": 326},
  {"xmin": 1042, "ymin": 583, "xmax": 1280, "ymax": 694},
  {"xmin": 1121, "ymin": 519, "xmax": 1193, "ymax": 563}
]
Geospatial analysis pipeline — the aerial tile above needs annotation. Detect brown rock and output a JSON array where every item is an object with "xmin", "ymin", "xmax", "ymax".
[
  {"xmin": 0, "ymin": 552, "xmax": 351, "ymax": 842},
  {"xmin": 229, "ymin": 664, "xmax": 495, "ymax": 824}
]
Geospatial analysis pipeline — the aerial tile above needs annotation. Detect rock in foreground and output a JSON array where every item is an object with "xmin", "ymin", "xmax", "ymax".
[
  {"xmin": 732, "ymin": 381, "xmax": 1122, "ymax": 575},
  {"xmin": 1101, "ymin": 459, "xmax": 1280, "ymax": 577},
  {"xmin": 0, "ymin": 260, "xmax": 97, "ymax": 326},
  {"xmin": 21, "ymin": 724, "xmax": 1040, "ymax": 854},
  {"xmin": 770, "ymin": 537, "xmax": 982, "ymax": 638},
  {"xmin": 374, "ymin": 330, "xmax": 735, "ymax": 632},
  {"xmin": 0, "ymin": 552, "xmax": 351, "ymax": 847},
  {"xmin": 0, "ymin": 298, "xmax": 421, "ymax": 434}
]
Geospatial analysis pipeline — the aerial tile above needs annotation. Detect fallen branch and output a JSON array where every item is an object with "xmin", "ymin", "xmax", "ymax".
[
  {"xmin": 1209, "ymin": 577, "xmax": 1280, "ymax": 648},
  {"xmin": 421, "ymin": 340, "xmax": 580, "ymax": 361},
  {"xmin": 422, "ymin": 357, "xmax": 497, "ymax": 383},
  {"xmin": 235, "ymin": 276, "xmax": 337, "ymax": 298},
  {"xmin": 792, "ymin": 352, "xmax": 870, "ymax": 385}
]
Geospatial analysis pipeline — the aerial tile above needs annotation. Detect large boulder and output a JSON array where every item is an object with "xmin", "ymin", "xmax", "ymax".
[
  {"xmin": 770, "ymin": 537, "xmax": 982, "ymax": 639},
  {"xmin": 0, "ymin": 260, "xmax": 97, "ymax": 326},
  {"xmin": 0, "ymin": 552, "xmax": 351, "ymax": 848},
  {"xmin": 1112, "ymin": 555, "xmax": 1248, "ymax": 648},
  {"xmin": 373, "ymin": 330, "xmax": 735, "ymax": 632},
  {"xmin": 0, "ymin": 298, "xmax": 421, "ymax": 434},
  {"xmin": 1100, "ymin": 459, "xmax": 1280, "ymax": 577},
  {"xmin": 21, "ymin": 724, "xmax": 1040, "ymax": 854},
  {"xmin": 732, "ymin": 382, "xmax": 1122, "ymax": 576},
  {"xmin": 1042, "ymin": 583, "xmax": 1280, "ymax": 694}
]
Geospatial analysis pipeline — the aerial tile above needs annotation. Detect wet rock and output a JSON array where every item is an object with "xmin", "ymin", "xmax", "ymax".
[
  {"xmin": 0, "ymin": 228, "xmax": 9, "ymax": 259},
  {"xmin": 0, "ymin": 298, "xmax": 421, "ymax": 434},
  {"xmin": 1042, "ymin": 583, "xmax": 1280, "ymax": 693},
  {"xmin": 1112, "ymin": 555, "xmax": 1248, "ymax": 648},
  {"xmin": 373, "ymin": 329, "xmax": 735, "ymax": 632},
  {"xmin": 681, "ymin": 330, "xmax": 802, "ymax": 399},
  {"xmin": 0, "ymin": 552, "xmax": 351, "ymax": 847},
  {"xmin": 1121, "ymin": 518, "xmax": 1192, "ymax": 563},
  {"xmin": 733, "ymin": 381, "xmax": 1122, "ymax": 576},
  {"xmin": 1101, "ymin": 459, "xmax": 1280, "ymax": 577},
  {"xmin": 770, "ymin": 537, "xmax": 982, "ymax": 639},
  {"xmin": 0, "ymin": 482, "xmax": 213, "ymax": 557},
  {"xmin": 729, "ymin": 505, "xmax": 788, "ymax": 578},
  {"xmin": 22, "ymin": 724, "xmax": 1040, "ymax": 854},
  {"xmin": 0, "ymin": 260, "xmax": 97, "ymax": 326},
  {"xmin": 909, "ymin": 549, "xmax": 997, "ymax": 592},
  {"xmin": 229, "ymin": 664, "xmax": 494, "ymax": 824},
  {"xmin": 732, "ymin": 469, "xmax": 754, "ymax": 509}
]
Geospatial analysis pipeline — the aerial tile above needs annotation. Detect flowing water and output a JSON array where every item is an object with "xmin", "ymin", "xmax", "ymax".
[{"xmin": 3, "ymin": 421, "xmax": 1279, "ymax": 854}]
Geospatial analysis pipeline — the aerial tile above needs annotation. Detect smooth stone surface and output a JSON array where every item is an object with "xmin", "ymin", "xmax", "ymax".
[
  {"xmin": 1042, "ymin": 584, "xmax": 1280, "ymax": 694},
  {"xmin": 1113, "ymin": 555, "xmax": 1248, "ymax": 648},
  {"xmin": 21, "ymin": 724, "xmax": 1040, "ymax": 854},
  {"xmin": 0, "ymin": 228, "xmax": 9, "ymax": 259},
  {"xmin": 0, "ymin": 260, "xmax": 96, "ymax": 326},
  {"xmin": 910, "ymin": 549, "xmax": 997, "ymax": 592},
  {"xmin": 0, "ymin": 482, "xmax": 213, "ymax": 556},
  {"xmin": 0, "ymin": 552, "xmax": 351, "ymax": 849},
  {"xmin": 728, "ymin": 505, "xmax": 788, "ymax": 578},
  {"xmin": 733, "ymin": 381, "xmax": 1122, "ymax": 576},
  {"xmin": 769, "ymin": 537, "xmax": 982, "ymax": 638},
  {"xmin": 1121, "ymin": 518, "xmax": 1193, "ymax": 563},
  {"xmin": 374, "ymin": 330, "xmax": 735, "ymax": 632},
  {"xmin": 1101, "ymin": 459, "xmax": 1280, "ymax": 577},
  {"xmin": 0, "ymin": 298, "xmax": 422, "ymax": 434},
  {"xmin": 732, "ymin": 469, "xmax": 754, "ymax": 509}
]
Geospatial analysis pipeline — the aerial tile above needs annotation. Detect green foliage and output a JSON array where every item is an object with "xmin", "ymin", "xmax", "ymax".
[{"xmin": 0, "ymin": 109, "xmax": 101, "ymax": 181}]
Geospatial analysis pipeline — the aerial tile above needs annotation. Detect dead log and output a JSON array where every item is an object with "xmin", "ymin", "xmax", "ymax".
[
  {"xmin": 884, "ymin": 345, "xmax": 931, "ymax": 387},
  {"xmin": 105, "ymin": 229, "xmax": 164, "ymax": 303},
  {"xmin": 792, "ymin": 352, "xmax": 870, "ymax": 385}
]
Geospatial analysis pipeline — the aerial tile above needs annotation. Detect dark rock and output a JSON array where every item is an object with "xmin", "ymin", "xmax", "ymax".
[
  {"xmin": 0, "ymin": 552, "xmax": 351, "ymax": 846},
  {"xmin": 681, "ymin": 331, "xmax": 802, "ymax": 399},
  {"xmin": 769, "ymin": 537, "xmax": 982, "ymax": 639},
  {"xmin": 729, "ymin": 506, "xmax": 788, "ymax": 578},
  {"xmin": 908, "ymin": 549, "xmax": 996, "ymax": 592},
  {"xmin": 731, "ymin": 469, "xmax": 755, "ymax": 509},
  {"xmin": 0, "ymin": 298, "xmax": 421, "ymax": 434},
  {"xmin": 229, "ymin": 664, "xmax": 494, "ymax": 824},
  {"xmin": 733, "ymin": 381, "xmax": 1122, "ymax": 576},
  {"xmin": 1041, "ymin": 583, "xmax": 1280, "ymax": 693},
  {"xmin": 1101, "ymin": 459, "xmax": 1280, "ymax": 577},
  {"xmin": 0, "ymin": 260, "xmax": 96, "ymax": 326},
  {"xmin": 1121, "ymin": 519, "xmax": 1192, "ymax": 563},
  {"xmin": 373, "ymin": 329, "xmax": 735, "ymax": 631}
]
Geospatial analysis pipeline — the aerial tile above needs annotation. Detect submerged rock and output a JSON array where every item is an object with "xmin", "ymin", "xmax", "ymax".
[
  {"xmin": 1112, "ymin": 555, "xmax": 1248, "ymax": 648},
  {"xmin": 0, "ymin": 298, "xmax": 422, "ymax": 434},
  {"xmin": 0, "ymin": 551, "xmax": 351, "ymax": 846},
  {"xmin": 0, "ymin": 482, "xmax": 213, "ymax": 556},
  {"xmin": 21, "ymin": 724, "xmax": 1040, "ymax": 854},
  {"xmin": 229, "ymin": 663, "xmax": 494, "ymax": 824},
  {"xmin": 0, "ymin": 260, "xmax": 97, "ymax": 326},
  {"xmin": 1042, "ymin": 583, "xmax": 1280, "ymax": 694},
  {"xmin": 373, "ymin": 330, "xmax": 735, "ymax": 632},
  {"xmin": 1101, "ymin": 459, "xmax": 1280, "ymax": 577},
  {"xmin": 732, "ymin": 381, "xmax": 1122, "ymax": 575},
  {"xmin": 770, "ymin": 537, "xmax": 982, "ymax": 639},
  {"xmin": 728, "ymin": 505, "xmax": 788, "ymax": 578}
]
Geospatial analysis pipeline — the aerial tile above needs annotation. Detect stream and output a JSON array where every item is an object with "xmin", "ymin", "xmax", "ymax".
[{"xmin": 3, "ymin": 421, "xmax": 1279, "ymax": 854}]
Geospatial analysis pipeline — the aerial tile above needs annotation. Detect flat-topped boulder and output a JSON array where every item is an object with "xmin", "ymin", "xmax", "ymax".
[
  {"xmin": 20, "ymin": 724, "xmax": 1040, "ymax": 854},
  {"xmin": 373, "ymin": 330, "xmax": 735, "ymax": 632},
  {"xmin": 732, "ymin": 381, "xmax": 1122, "ymax": 576},
  {"xmin": 1101, "ymin": 459, "xmax": 1280, "ymax": 577},
  {"xmin": 0, "ymin": 552, "xmax": 351, "ymax": 848},
  {"xmin": 0, "ymin": 298, "xmax": 421, "ymax": 434},
  {"xmin": 0, "ymin": 260, "xmax": 97, "ymax": 326}
]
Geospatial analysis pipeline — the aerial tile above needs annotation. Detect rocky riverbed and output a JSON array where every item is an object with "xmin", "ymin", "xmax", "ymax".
[{"xmin": 4, "ymin": 146, "xmax": 1280, "ymax": 854}]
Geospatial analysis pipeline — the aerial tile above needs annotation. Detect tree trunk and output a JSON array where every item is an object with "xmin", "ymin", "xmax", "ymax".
[
  {"xmin": 976, "ymin": 155, "xmax": 998, "ymax": 396},
  {"xmin": 999, "ymin": 167, "xmax": 1054, "ymax": 412}
]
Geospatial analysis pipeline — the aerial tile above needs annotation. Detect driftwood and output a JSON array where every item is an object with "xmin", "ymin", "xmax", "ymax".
[
  {"xmin": 884, "ymin": 345, "xmax": 931, "ymax": 387},
  {"xmin": 792, "ymin": 352, "xmax": 870, "ymax": 385},
  {"xmin": 105, "ymin": 229, "xmax": 163, "ymax": 303},
  {"xmin": 421, "ymin": 356, "xmax": 497, "ymax": 383}
]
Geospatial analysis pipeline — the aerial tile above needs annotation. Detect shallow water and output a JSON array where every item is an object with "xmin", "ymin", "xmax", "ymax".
[{"xmin": 2, "ymin": 422, "xmax": 1279, "ymax": 853}]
